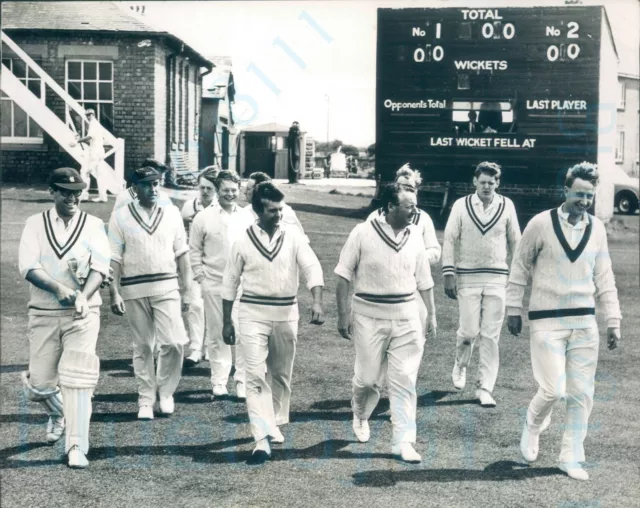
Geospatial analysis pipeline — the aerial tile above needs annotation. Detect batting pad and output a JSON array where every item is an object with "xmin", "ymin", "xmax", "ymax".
[
  {"xmin": 58, "ymin": 350, "xmax": 100, "ymax": 389},
  {"xmin": 21, "ymin": 371, "xmax": 64, "ymax": 416}
]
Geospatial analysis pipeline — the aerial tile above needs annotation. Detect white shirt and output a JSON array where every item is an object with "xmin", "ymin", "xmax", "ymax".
[
  {"xmin": 87, "ymin": 117, "xmax": 105, "ymax": 159},
  {"xmin": 189, "ymin": 203, "xmax": 243, "ymax": 289},
  {"xmin": 470, "ymin": 192, "xmax": 500, "ymax": 219},
  {"xmin": 557, "ymin": 205, "xmax": 589, "ymax": 248}
]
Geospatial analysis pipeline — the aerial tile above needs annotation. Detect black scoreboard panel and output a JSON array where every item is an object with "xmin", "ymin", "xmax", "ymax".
[{"xmin": 376, "ymin": 6, "xmax": 603, "ymax": 191}]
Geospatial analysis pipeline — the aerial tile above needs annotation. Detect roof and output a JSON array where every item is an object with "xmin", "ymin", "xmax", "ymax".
[
  {"xmin": 242, "ymin": 123, "xmax": 300, "ymax": 134},
  {"xmin": 202, "ymin": 56, "xmax": 234, "ymax": 100},
  {"xmin": 1, "ymin": 1, "xmax": 212, "ymax": 68}
]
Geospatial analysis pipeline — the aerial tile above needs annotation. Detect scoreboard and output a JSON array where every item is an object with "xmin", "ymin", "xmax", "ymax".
[{"xmin": 375, "ymin": 6, "xmax": 617, "ymax": 221}]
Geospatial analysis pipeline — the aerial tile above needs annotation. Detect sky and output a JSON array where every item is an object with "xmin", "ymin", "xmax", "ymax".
[{"xmin": 129, "ymin": 0, "xmax": 639, "ymax": 147}]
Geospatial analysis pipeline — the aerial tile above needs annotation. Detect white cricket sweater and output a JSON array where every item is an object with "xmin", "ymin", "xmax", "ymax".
[
  {"xmin": 222, "ymin": 224, "xmax": 324, "ymax": 322},
  {"xmin": 334, "ymin": 217, "xmax": 434, "ymax": 320},
  {"xmin": 189, "ymin": 203, "xmax": 242, "ymax": 292},
  {"xmin": 506, "ymin": 208, "xmax": 622, "ymax": 332},
  {"xmin": 108, "ymin": 201, "xmax": 189, "ymax": 300},
  {"xmin": 18, "ymin": 207, "xmax": 110, "ymax": 316},
  {"xmin": 181, "ymin": 195, "xmax": 218, "ymax": 238},
  {"xmin": 367, "ymin": 207, "xmax": 441, "ymax": 265},
  {"xmin": 442, "ymin": 193, "xmax": 521, "ymax": 286}
]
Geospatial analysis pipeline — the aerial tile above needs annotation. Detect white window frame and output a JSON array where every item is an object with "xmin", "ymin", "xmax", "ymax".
[
  {"xmin": 618, "ymin": 80, "xmax": 626, "ymax": 110},
  {"xmin": 1, "ymin": 57, "xmax": 45, "ymax": 144},
  {"xmin": 64, "ymin": 59, "xmax": 114, "ymax": 135},
  {"xmin": 615, "ymin": 130, "xmax": 624, "ymax": 163}
]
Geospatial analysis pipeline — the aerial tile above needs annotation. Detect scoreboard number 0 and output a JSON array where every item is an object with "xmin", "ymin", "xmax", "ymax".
[
  {"xmin": 481, "ymin": 22, "xmax": 516, "ymax": 39},
  {"xmin": 414, "ymin": 44, "xmax": 445, "ymax": 62},
  {"xmin": 547, "ymin": 43, "xmax": 580, "ymax": 61}
]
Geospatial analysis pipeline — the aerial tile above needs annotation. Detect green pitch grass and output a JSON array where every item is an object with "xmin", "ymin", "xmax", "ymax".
[{"xmin": 1, "ymin": 185, "xmax": 638, "ymax": 508}]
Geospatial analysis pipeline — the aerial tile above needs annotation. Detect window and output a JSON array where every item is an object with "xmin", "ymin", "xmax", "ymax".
[
  {"xmin": 65, "ymin": 60, "xmax": 114, "ymax": 132},
  {"xmin": 615, "ymin": 131, "xmax": 624, "ymax": 163},
  {"xmin": 452, "ymin": 100, "xmax": 514, "ymax": 133},
  {"xmin": 618, "ymin": 81, "xmax": 626, "ymax": 110},
  {"xmin": 1, "ymin": 58, "xmax": 44, "ymax": 143}
]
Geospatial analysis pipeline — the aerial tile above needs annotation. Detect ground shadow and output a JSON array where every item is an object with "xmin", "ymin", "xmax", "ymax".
[
  {"xmin": 309, "ymin": 391, "xmax": 455, "ymax": 413},
  {"xmin": 181, "ymin": 366, "xmax": 211, "ymax": 377},
  {"xmin": 352, "ymin": 460, "xmax": 560, "ymax": 486},
  {"xmin": 222, "ymin": 410, "xmax": 390, "ymax": 425},
  {"xmin": 93, "ymin": 393, "xmax": 138, "ymax": 403}
]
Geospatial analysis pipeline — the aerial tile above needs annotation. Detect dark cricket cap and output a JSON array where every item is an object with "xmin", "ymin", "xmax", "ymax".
[
  {"xmin": 48, "ymin": 167, "xmax": 87, "ymax": 190},
  {"xmin": 131, "ymin": 166, "xmax": 161, "ymax": 184}
]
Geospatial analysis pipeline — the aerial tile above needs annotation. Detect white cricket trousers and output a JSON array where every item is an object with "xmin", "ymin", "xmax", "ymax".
[
  {"xmin": 239, "ymin": 318, "xmax": 298, "ymax": 442},
  {"xmin": 351, "ymin": 312, "xmax": 424, "ymax": 445},
  {"xmin": 527, "ymin": 325, "xmax": 599, "ymax": 464},
  {"xmin": 455, "ymin": 285, "xmax": 506, "ymax": 393},
  {"xmin": 126, "ymin": 290, "xmax": 187, "ymax": 407},
  {"xmin": 81, "ymin": 155, "xmax": 106, "ymax": 200},
  {"xmin": 28, "ymin": 310, "xmax": 100, "ymax": 454},
  {"xmin": 183, "ymin": 282, "xmax": 206, "ymax": 356},
  {"xmin": 202, "ymin": 289, "xmax": 244, "ymax": 387}
]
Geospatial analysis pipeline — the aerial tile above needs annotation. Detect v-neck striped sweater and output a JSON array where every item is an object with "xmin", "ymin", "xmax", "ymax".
[
  {"xmin": 334, "ymin": 218, "xmax": 434, "ymax": 320},
  {"xmin": 367, "ymin": 207, "xmax": 441, "ymax": 265},
  {"xmin": 506, "ymin": 209, "xmax": 621, "ymax": 332},
  {"xmin": 18, "ymin": 209, "xmax": 110, "ymax": 316},
  {"xmin": 221, "ymin": 224, "xmax": 324, "ymax": 321},
  {"xmin": 108, "ymin": 202, "xmax": 189, "ymax": 300},
  {"xmin": 442, "ymin": 194, "xmax": 521, "ymax": 286}
]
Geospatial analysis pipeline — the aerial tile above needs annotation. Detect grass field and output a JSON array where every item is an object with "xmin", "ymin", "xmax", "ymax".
[{"xmin": 1, "ymin": 185, "xmax": 639, "ymax": 508}]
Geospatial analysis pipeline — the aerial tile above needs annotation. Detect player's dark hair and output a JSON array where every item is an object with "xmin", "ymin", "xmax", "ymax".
[
  {"xmin": 474, "ymin": 161, "xmax": 502, "ymax": 180},
  {"xmin": 380, "ymin": 183, "xmax": 407, "ymax": 213},
  {"xmin": 199, "ymin": 167, "xmax": 219, "ymax": 186},
  {"xmin": 252, "ymin": 182, "xmax": 284, "ymax": 214},
  {"xmin": 214, "ymin": 170, "xmax": 241, "ymax": 190},
  {"xmin": 565, "ymin": 162, "xmax": 599, "ymax": 188},
  {"xmin": 248, "ymin": 171, "xmax": 272, "ymax": 185}
]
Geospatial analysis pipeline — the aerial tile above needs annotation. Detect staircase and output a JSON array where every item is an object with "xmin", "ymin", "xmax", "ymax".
[{"xmin": 1, "ymin": 31, "xmax": 124, "ymax": 194}]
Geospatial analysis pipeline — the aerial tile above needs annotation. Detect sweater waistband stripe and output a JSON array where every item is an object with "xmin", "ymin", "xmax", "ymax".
[
  {"xmin": 121, "ymin": 273, "xmax": 178, "ymax": 286},
  {"xmin": 355, "ymin": 293, "xmax": 414, "ymax": 304},
  {"xmin": 241, "ymin": 294, "xmax": 297, "ymax": 301},
  {"xmin": 240, "ymin": 294, "xmax": 296, "ymax": 306},
  {"xmin": 455, "ymin": 268, "xmax": 509, "ymax": 274},
  {"xmin": 528, "ymin": 308, "xmax": 595, "ymax": 320}
]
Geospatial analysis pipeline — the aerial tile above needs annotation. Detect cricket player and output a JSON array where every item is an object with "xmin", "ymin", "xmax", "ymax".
[
  {"xmin": 190, "ymin": 170, "xmax": 246, "ymax": 399},
  {"xmin": 70, "ymin": 109, "xmax": 107, "ymax": 202},
  {"xmin": 182, "ymin": 168, "xmax": 218, "ymax": 366},
  {"xmin": 367, "ymin": 163, "xmax": 440, "ymax": 335},
  {"xmin": 112, "ymin": 161, "xmax": 172, "ymax": 211},
  {"xmin": 222, "ymin": 182, "xmax": 324, "ymax": 465},
  {"xmin": 507, "ymin": 162, "xmax": 622, "ymax": 481},
  {"xmin": 443, "ymin": 162, "xmax": 521, "ymax": 407},
  {"xmin": 18, "ymin": 167, "xmax": 110, "ymax": 468},
  {"xmin": 336, "ymin": 183, "xmax": 436, "ymax": 463},
  {"xmin": 367, "ymin": 164, "xmax": 440, "ymax": 264},
  {"xmin": 238, "ymin": 172, "xmax": 308, "ymax": 241},
  {"xmin": 108, "ymin": 166, "xmax": 192, "ymax": 420}
]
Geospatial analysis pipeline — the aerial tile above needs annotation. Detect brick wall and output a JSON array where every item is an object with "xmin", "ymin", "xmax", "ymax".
[{"xmin": 1, "ymin": 31, "xmax": 205, "ymax": 184}]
